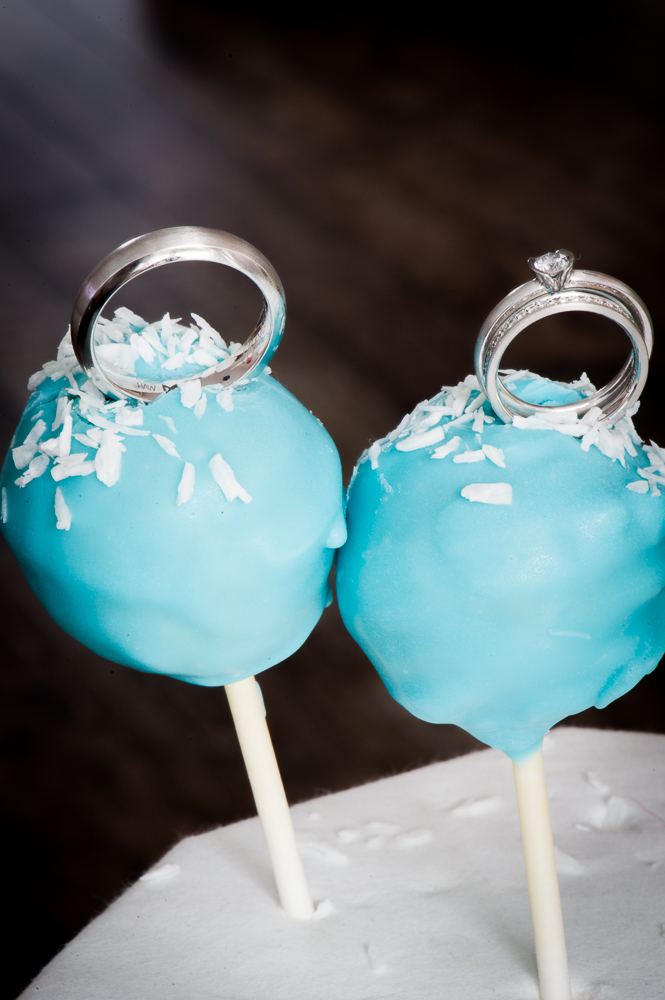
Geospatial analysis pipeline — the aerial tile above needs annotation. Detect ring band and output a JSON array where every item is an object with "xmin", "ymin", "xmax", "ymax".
[
  {"xmin": 474, "ymin": 250, "xmax": 653, "ymax": 424},
  {"xmin": 71, "ymin": 226, "xmax": 286, "ymax": 401}
]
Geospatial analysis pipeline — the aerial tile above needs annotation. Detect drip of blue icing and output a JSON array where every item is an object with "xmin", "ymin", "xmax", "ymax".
[
  {"xmin": 336, "ymin": 376, "xmax": 665, "ymax": 763},
  {"xmin": 1, "ymin": 372, "xmax": 346, "ymax": 686}
]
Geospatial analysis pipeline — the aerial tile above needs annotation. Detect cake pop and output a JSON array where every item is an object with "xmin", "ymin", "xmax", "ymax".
[
  {"xmin": 1, "ymin": 228, "xmax": 346, "ymax": 918},
  {"xmin": 336, "ymin": 250, "xmax": 664, "ymax": 997}
]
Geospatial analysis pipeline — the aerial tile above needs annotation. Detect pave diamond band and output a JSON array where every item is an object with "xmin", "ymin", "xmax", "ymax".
[{"xmin": 474, "ymin": 254, "xmax": 653, "ymax": 424}]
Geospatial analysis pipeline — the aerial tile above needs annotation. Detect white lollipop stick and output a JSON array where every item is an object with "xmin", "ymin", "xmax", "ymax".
[
  {"xmin": 513, "ymin": 749, "xmax": 572, "ymax": 1000},
  {"xmin": 225, "ymin": 676, "xmax": 314, "ymax": 920}
]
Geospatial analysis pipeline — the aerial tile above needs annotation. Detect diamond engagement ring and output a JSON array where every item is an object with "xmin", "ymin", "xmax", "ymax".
[
  {"xmin": 71, "ymin": 226, "xmax": 286, "ymax": 402},
  {"xmin": 474, "ymin": 250, "xmax": 653, "ymax": 423}
]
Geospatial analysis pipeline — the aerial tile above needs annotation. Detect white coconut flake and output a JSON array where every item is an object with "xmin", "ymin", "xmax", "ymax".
[
  {"xmin": 500, "ymin": 368, "xmax": 541, "ymax": 387},
  {"xmin": 432, "ymin": 436, "xmax": 461, "ymax": 460},
  {"xmin": 38, "ymin": 436, "xmax": 62, "ymax": 458},
  {"xmin": 79, "ymin": 379, "xmax": 106, "ymax": 403},
  {"xmin": 52, "ymin": 461, "xmax": 96, "ymax": 481},
  {"xmin": 96, "ymin": 342, "xmax": 136, "ymax": 376},
  {"xmin": 465, "ymin": 392, "xmax": 487, "ymax": 414},
  {"xmin": 461, "ymin": 482, "xmax": 512, "ymax": 505},
  {"xmin": 636, "ymin": 466, "xmax": 664, "ymax": 496},
  {"xmin": 140, "ymin": 325, "xmax": 168, "ymax": 356},
  {"xmin": 209, "ymin": 453, "xmax": 252, "ymax": 503},
  {"xmin": 27, "ymin": 369, "xmax": 48, "ymax": 391},
  {"xmin": 1, "ymin": 487, "xmax": 7, "ymax": 522},
  {"xmin": 194, "ymin": 393, "xmax": 207, "ymax": 419},
  {"xmin": 72, "ymin": 390, "xmax": 104, "ymax": 416},
  {"xmin": 114, "ymin": 306, "xmax": 147, "ymax": 329},
  {"xmin": 442, "ymin": 410, "xmax": 477, "ymax": 432},
  {"xmin": 74, "ymin": 429, "xmax": 103, "ymax": 449},
  {"xmin": 646, "ymin": 439, "xmax": 665, "ymax": 466},
  {"xmin": 161, "ymin": 351, "xmax": 190, "ymax": 371},
  {"xmin": 180, "ymin": 379, "xmax": 202, "ymax": 409},
  {"xmin": 179, "ymin": 327, "xmax": 198, "ymax": 354},
  {"xmin": 176, "ymin": 462, "xmax": 195, "ymax": 506},
  {"xmin": 159, "ymin": 415, "xmax": 178, "ymax": 434},
  {"xmin": 626, "ymin": 481, "xmax": 650, "ymax": 494},
  {"xmin": 52, "ymin": 395, "xmax": 70, "ymax": 432},
  {"xmin": 131, "ymin": 332, "xmax": 155, "ymax": 365},
  {"xmin": 53, "ymin": 453, "xmax": 88, "ymax": 468},
  {"xmin": 52, "ymin": 452, "xmax": 95, "ymax": 481},
  {"xmin": 15, "ymin": 453, "xmax": 50, "ymax": 487},
  {"xmin": 58, "ymin": 412, "xmax": 72, "ymax": 458},
  {"xmin": 416, "ymin": 408, "xmax": 448, "ymax": 430},
  {"xmin": 191, "ymin": 312, "xmax": 226, "ymax": 350},
  {"xmin": 454, "ymin": 449, "xmax": 486, "ymax": 464},
  {"xmin": 152, "ymin": 434, "xmax": 180, "ymax": 458},
  {"xmin": 57, "ymin": 328, "xmax": 75, "ymax": 357},
  {"xmin": 41, "ymin": 357, "xmax": 77, "ymax": 388},
  {"xmin": 568, "ymin": 372, "xmax": 596, "ymax": 397},
  {"xmin": 95, "ymin": 430, "xmax": 124, "ymax": 487},
  {"xmin": 482, "ymin": 444, "xmax": 506, "ymax": 468},
  {"xmin": 12, "ymin": 419, "xmax": 47, "ymax": 469},
  {"xmin": 160, "ymin": 313, "xmax": 176, "ymax": 346},
  {"xmin": 98, "ymin": 317, "xmax": 126, "ymax": 344},
  {"xmin": 115, "ymin": 405, "xmax": 144, "ymax": 427},
  {"xmin": 395, "ymin": 426, "xmax": 445, "ymax": 452},
  {"xmin": 85, "ymin": 410, "xmax": 149, "ymax": 436},
  {"xmin": 191, "ymin": 349, "xmax": 218, "ymax": 366},
  {"xmin": 472, "ymin": 409, "xmax": 485, "ymax": 433},
  {"xmin": 368, "ymin": 442, "xmax": 382, "ymax": 470},
  {"xmin": 54, "ymin": 487, "xmax": 71, "ymax": 530},
  {"xmin": 216, "ymin": 390, "xmax": 235, "ymax": 412},
  {"xmin": 448, "ymin": 383, "xmax": 473, "ymax": 417}
]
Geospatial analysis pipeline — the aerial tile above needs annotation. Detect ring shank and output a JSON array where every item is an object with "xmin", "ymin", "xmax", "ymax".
[
  {"xmin": 71, "ymin": 227, "xmax": 286, "ymax": 402},
  {"xmin": 475, "ymin": 269, "xmax": 652, "ymax": 424}
]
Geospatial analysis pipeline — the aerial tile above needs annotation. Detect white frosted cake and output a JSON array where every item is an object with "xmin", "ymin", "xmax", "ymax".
[{"xmin": 21, "ymin": 728, "xmax": 665, "ymax": 999}]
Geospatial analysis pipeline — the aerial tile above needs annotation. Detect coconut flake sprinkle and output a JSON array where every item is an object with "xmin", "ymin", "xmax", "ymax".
[
  {"xmin": 54, "ymin": 487, "xmax": 72, "ymax": 530},
  {"xmin": 351, "ymin": 370, "xmax": 662, "ymax": 507},
  {"xmin": 152, "ymin": 434, "xmax": 181, "ymax": 459},
  {"xmin": 357, "ymin": 372, "xmax": 654, "ymax": 477},
  {"xmin": 12, "ymin": 419, "xmax": 46, "ymax": 469},
  {"xmin": 94, "ymin": 430, "xmax": 125, "ymax": 487},
  {"xmin": 19, "ymin": 310, "xmax": 255, "ymax": 524},
  {"xmin": 461, "ymin": 483, "xmax": 513, "ymax": 505},
  {"xmin": 15, "ymin": 453, "xmax": 50, "ymax": 487},
  {"xmin": 209, "ymin": 453, "xmax": 252, "ymax": 504},
  {"xmin": 176, "ymin": 462, "xmax": 195, "ymax": 506}
]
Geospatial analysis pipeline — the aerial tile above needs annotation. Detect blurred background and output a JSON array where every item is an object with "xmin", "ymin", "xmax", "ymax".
[{"xmin": 1, "ymin": 0, "xmax": 664, "ymax": 995}]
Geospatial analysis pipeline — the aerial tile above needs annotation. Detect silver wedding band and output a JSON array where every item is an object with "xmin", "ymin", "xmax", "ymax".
[
  {"xmin": 474, "ymin": 250, "xmax": 653, "ymax": 424},
  {"xmin": 71, "ymin": 226, "xmax": 286, "ymax": 401}
]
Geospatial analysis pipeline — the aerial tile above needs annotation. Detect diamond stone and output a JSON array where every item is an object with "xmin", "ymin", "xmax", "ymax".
[
  {"xmin": 528, "ymin": 249, "xmax": 575, "ymax": 291},
  {"xmin": 534, "ymin": 251, "xmax": 571, "ymax": 274}
]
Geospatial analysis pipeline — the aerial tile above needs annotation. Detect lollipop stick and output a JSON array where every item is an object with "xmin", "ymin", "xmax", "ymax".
[
  {"xmin": 225, "ymin": 676, "xmax": 314, "ymax": 920},
  {"xmin": 513, "ymin": 749, "xmax": 572, "ymax": 1000}
]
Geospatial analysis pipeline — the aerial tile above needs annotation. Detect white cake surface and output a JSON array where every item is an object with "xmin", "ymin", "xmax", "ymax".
[{"xmin": 22, "ymin": 728, "xmax": 665, "ymax": 1000}]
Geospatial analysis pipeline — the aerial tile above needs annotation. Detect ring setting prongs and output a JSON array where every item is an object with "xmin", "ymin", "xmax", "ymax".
[{"xmin": 527, "ymin": 249, "xmax": 576, "ymax": 292}]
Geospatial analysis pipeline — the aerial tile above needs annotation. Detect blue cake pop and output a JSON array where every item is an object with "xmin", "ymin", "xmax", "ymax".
[
  {"xmin": 1, "ymin": 262, "xmax": 345, "ymax": 687},
  {"xmin": 336, "ymin": 372, "xmax": 665, "ymax": 764}
]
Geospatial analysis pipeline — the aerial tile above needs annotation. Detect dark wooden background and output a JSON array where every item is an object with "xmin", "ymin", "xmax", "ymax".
[{"xmin": 1, "ymin": 1, "xmax": 664, "ymax": 995}]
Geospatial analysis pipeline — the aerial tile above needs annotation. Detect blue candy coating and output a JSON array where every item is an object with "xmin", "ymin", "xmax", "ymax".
[
  {"xmin": 336, "ymin": 378, "xmax": 665, "ymax": 762},
  {"xmin": 1, "ymin": 372, "xmax": 345, "ymax": 686}
]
